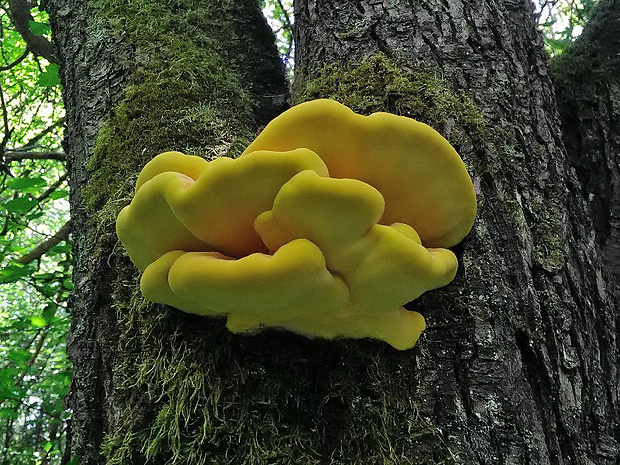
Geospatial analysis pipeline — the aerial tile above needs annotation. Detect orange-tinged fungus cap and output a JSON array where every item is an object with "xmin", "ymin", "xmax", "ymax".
[
  {"xmin": 243, "ymin": 99, "xmax": 477, "ymax": 248},
  {"xmin": 255, "ymin": 170, "xmax": 457, "ymax": 313},
  {"xmin": 116, "ymin": 148, "xmax": 329, "ymax": 269},
  {"xmin": 167, "ymin": 239, "xmax": 348, "ymax": 318}
]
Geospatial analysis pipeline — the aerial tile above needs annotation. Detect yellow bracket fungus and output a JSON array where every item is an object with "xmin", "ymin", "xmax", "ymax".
[{"xmin": 116, "ymin": 99, "xmax": 477, "ymax": 350}]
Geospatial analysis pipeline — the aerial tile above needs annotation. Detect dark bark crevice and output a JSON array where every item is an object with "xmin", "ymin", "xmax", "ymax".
[{"xmin": 551, "ymin": 4, "xmax": 620, "ymax": 460}]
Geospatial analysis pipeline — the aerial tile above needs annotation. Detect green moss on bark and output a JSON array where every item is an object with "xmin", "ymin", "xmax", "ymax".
[
  {"xmin": 104, "ymin": 298, "xmax": 455, "ymax": 464},
  {"xmin": 84, "ymin": 0, "xmax": 257, "ymax": 216},
  {"xmin": 296, "ymin": 53, "xmax": 486, "ymax": 151}
]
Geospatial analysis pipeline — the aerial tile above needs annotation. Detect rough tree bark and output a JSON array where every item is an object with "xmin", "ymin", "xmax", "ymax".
[
  {"xmin": 47, "ymin": 0, "xmax": 619, "ymax": 464},
  {"xmin": 46, "ymin": 0, "xmax": 289, "ymax": 463}
]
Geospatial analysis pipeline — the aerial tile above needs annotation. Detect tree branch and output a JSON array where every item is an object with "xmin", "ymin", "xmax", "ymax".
[
  {"xmin": 36, "ymin": 173, "xmax": 67, "ymax": 204},
  {"xmin": 4, "ymin": 150, "xmax": 66, "ymax": 161},
  {"xmin": 16, "ymin": 220, "xmax": 71, "ymax": 265},
  {"xmin": 275, "ymin": 0, "xmax": 293, "ymax": 33},
  {"xmin": 0, "ymin": 82, "xmax": 14, "ymax": 175},
  {"xmin": 0, "ymin": 85, "xmax": 11, "ymax": 147},
  {"xmin": 7, "ymin": 0, "xmax": 57, "ymax": 64}
]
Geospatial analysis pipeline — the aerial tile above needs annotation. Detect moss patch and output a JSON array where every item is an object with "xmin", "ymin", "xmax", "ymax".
[
  {"xmin": 296, "ymin": 53, "xmax": 486, "ymax": 151},
  {"xmin": 103, "ymin": 299, "xmax": 456, "ymax": 464},
  {"xmin": 84, "ymin": 0, "xmax": 259, "ymax": 229}
]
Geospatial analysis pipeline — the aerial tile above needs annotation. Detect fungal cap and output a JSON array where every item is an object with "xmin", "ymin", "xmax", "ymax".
[
  {"xmin": 122, "ymin": 158, "xmax": 450, "ymax": 350},
  {"xmin": 166, "ymin": 239, "xmax": 349, "ymax": 317},
  {"xmin": 255, "ymin": 170, "xmax": 458, "ymax": 312},
  {"xmin": 116, "ymin": 98, "xmax": 476, "ymax": 350},
  {"xmin": 226, "ymin": 306, "xmax": 426, "ymax": 351},
  {"xmin": 116, "ymin": 148, "xmax": 330, "ymax": 271},
  {"xmin": 243, "ymin": 99, "xmax": 477, "ymax": 248}
]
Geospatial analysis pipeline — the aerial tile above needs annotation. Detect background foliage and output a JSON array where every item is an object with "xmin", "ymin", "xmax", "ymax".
[
  {"xmin": 536, "ymin": 0, "xmax": 597, "ymax": 53},
  {"xmin": 0, "ymin": 1, "xmax": 70, "ymax": 463},
  {"xmin": 0, "ymin": 0, "xmax": 597, "ymax": 463}
]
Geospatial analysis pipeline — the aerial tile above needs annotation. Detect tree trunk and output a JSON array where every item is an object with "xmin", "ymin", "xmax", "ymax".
[
  {"xmin": 47, "ymin": 0, "xmax": 619, "ymax": 464},
  {"xmin": 552, "ymin": 0, "xmax": 620, "ymax": 306},
  {"xmin": 47, "ymin": 1, "xmax": 287, "ymax": 463},
  {"xmin": 295, "ymin": 1, "xmax": 619, "ymax": 462}
]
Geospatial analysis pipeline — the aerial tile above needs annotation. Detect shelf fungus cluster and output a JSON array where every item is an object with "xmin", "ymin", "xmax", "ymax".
[{"xmin": 116, "ymin": 99, "xmax": 476, "ymax": 350}]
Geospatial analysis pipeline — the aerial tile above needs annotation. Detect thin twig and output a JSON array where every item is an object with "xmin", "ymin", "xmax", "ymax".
[
  {"xmin": 0, "ymin": 81, "xmax": 15, "ymax": 175},
  {"xmin": 36, "ymin": 172, "xmax": 68, "ymax": 204},
  {"xmin": 275, "ymin": 0, "xmax": 293, "ymax": 32},
  {"xmin": 20, "ymin": 117, "xmax": 65, "ymax": 149},
  {"xmin": 0, "ymin": 46, "xmax": 29, "ymax": 71},
  {"xmin": 0, "ymin": 83, "xmax": 11, "ymax": 148}
]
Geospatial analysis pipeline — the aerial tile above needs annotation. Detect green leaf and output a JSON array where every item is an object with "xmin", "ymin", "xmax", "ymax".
[
  {"xmin": 6, "ymin": 176, "xmax": 47, "ymax": 191},
  {"xmin": 42, "ymin": 304, "xmax": 57, "ymax": 322},
  {"xmin": 2, "ymin": 196, "xmax": 38, "ymax": 213},
  {"xmin": 0, "ymin": 408, "xmax": 19, "ymax": 419},
  {"xmin": 49, "ymin": 189, "xmax": 69, "ymax": 200},
  {"xmin": 37, "ymin": 63, "xmax": 61, "ymax": 87},
  {"xmin": 30, "ymin": 316, "xmax": 47, "ymax": 328},
  {"xmin": 50, "ymin": 371, "xmax": 71, "ymax": 385},
  {"xmin": 0, "ymin": 368, "xmax": 20, "ymax": 400},
  {"xmin": 0, "ymin": 264, "xmax": 33, "ymax": 283},
  {"xmin": 29, "ymin": 20, "xmax": 51, "ymax": 36},
  {"xmin": 7, "ymin": 318, "xmax": 29, "ymax": 331},
  {"xmin": 545, "ymin": 37, "xmax": 570, "ymax": 54},
  {"xmin": 48, "ymin": 242, "xmax": 71, "ymax": 256},
  {"xmin": 7, "ymin": 349, "xmax": 32, "ymax": 364},
  {"xmin": 39, "ymin": 284, "xmax": 56, "ymax": 298},
  {"xmin": 42, "ymin": 397, "xmax": 63, "ymax": 415},
  {"xmin": 34, "ymin": 272, "xmax": 55, "ymax": 280},
  {"xmin": 43, "ymin": 441, "xmax": 53, "ymax": 452}
]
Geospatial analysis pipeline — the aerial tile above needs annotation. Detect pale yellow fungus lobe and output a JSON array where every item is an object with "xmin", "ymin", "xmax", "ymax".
[
  {"xmin": 116, "ymin": 148, "xmax": 328, "ymax": 269},
  {"xmin": 116, "ymin": 99, "xmax": 477, "ymax": 350}
]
